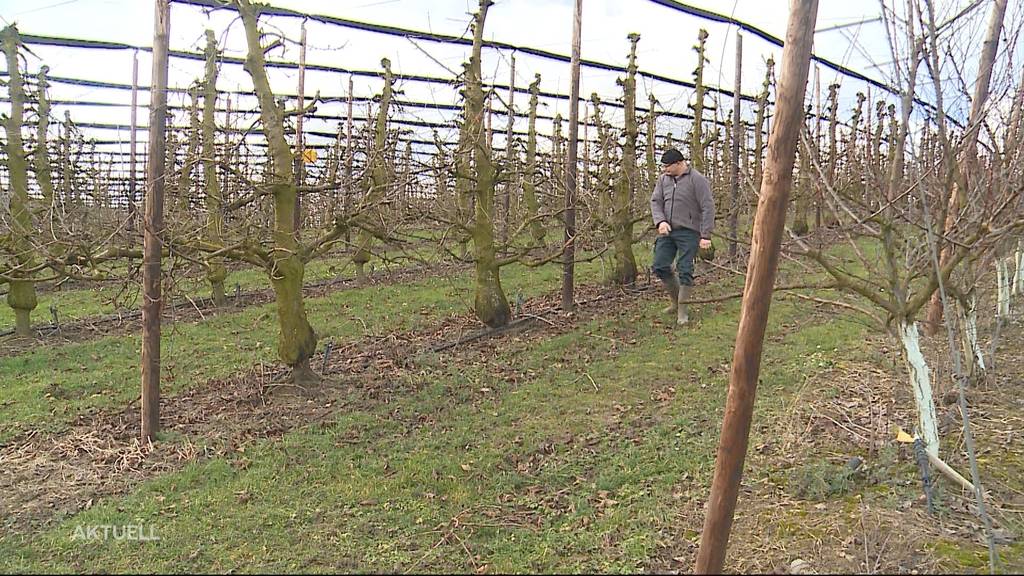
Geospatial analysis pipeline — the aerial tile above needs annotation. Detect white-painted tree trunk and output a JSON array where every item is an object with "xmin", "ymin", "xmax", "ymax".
[
  {"xmin": 898, "ymin": 320, "xmax": 939, "ymax": 457},
  {"xmin": 1011, "ymin": 240, "xmax": 1019, "ymax": 297},
  {"xmin": 961, "ymin": 296, "xmax": 986, "ymax": 373},
  {"xmin": 996, "ymin": 259, "xmax": 1010, "ymax": 318}
]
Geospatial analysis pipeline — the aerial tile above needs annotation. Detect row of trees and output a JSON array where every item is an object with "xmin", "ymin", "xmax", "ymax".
[{"xmin": 3, "ymin": 2, "xmax": 1023, "ymax": 405}]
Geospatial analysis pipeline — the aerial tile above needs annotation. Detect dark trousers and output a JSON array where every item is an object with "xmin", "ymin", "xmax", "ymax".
[{"xmin": 653, "ymin": 227, "xmax": 699, "ymax": 286}]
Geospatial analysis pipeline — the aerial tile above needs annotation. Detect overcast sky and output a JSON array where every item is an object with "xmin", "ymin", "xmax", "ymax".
[{"xmin": 0, "ymin": 0, "xmax": 1020, "ymax": 170}]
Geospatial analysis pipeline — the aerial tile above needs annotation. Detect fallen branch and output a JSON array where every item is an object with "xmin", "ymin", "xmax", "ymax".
[
  {"xmin": 927, "ymin": 451, "xmax": 976, "ymax": 494},
  {"xmin": 682, "ymin": 282, "xmax": 837, "ymax": 305}
]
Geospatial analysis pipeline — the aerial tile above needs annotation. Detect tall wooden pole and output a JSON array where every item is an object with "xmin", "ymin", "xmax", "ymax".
[
  {"xmin": 222, "ymin": 93, "xmax": 232, "ymax": 198},
  {"xmin": 486, "ymin": 92, "xmax": 494, "ymax": 152},
  {"xmin": 693, "ymin": 0, "xmax": 818, "ymax": 571},
  {"xmin": 729, "ymin": 33, "xmax": 742, "ymax": 261},
  {"xmin": 129, "ymin": 49, "xmax": 139, "ymax": 226},
  {"xmin": 344, "ymin": 74, "xmax": 354, "ymax": 240},
  {"xmin": 813, "ymin": 64, "xmax": 822, "ymax": 230},
  {"xmin": 583, "ymin": 103, "xmax": 590, "ymax": 193},
  {"xmin": 561, "ymin": 0, "xmax": 582, "ymax": 311},
  {"xmin": 141, "ymin": 0, "xmax": 171, "ymax": 443},
  {"xmin": 503, "ymin": 53, "xmax": 516, "ymax": 243},
  {"xmin": 293, "ymin": 20, "xmax": 307, "ymax": 232}
]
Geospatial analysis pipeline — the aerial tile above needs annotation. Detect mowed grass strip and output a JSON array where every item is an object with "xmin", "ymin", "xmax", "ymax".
[
  {"xmin": 0, "ymin": 250, "xmax": 427, "ymax": 332},
  {"xmin": 0, "ymin": 251, "xmax": 647, "ymax": 443}
]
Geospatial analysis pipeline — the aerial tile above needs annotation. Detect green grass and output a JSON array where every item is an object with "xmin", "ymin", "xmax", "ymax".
[
  {"xmin": 0, "ymin": 248, "xmax": 650, "ymax": 443},
  {"xmin": 0, "ymin": 257, "xmax": 335, "ymax": 331},
  {"xmin": 12, "ymin": 238, "xmax": 991, "ymax": 572},
  {"xmin": 0, "ymin": 245, "xmax": 882, "ymax": 572},
  {"xmin": 0, "ymin": 238, "xmax": 440, "ymax": 332}
]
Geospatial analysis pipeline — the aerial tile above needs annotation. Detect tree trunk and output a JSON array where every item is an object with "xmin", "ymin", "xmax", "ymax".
[
  {"xmin": 202, "ymin": 29, "xmax": 227, "ymax": 307},
  {"xmin": 958, "ymin": 294, "xmax": 986, "ymax": 377},
  {"xmin": 610, "ymin": 33, "xmax": 640, "ymax": 285},
  {"xmin": 1011, "ymin": 237, "xmax": 1019, "ymax": 293},
  {"xmin": 353, "ymin": 58, "xmax": 395, "ymax": 276},
  {"xmin": 468, "ymin": 0, "xmax": 510, "ymax": 326},
  {"xmin": 689, "ymin": 29, "xmax": 709, "ymax": 173},
  {"xmin": 996, "ymin": 258, "xmax": 1011, "ymax": 317},
  {"xmin": 753, "ymin": 57, "xmax": 774, "ymax": 206},
  {"xmin": 897, "ymin": 320, "xmax": 939, "ymax": 457},
  {"xmin": 2, "ymin": 26, "xmax": 37, "ymax": 338},
  {"xmin": 9, "ymin": 281, "xmax": 35, "ymax": 338},
  {"xmin": 824, "ymin": 82, "xmax": 839, "ymax": 226},
  {"xmin": 269, "ymin": 236, "xmax": 317, "ymax": 380},
  {"xmin": 473, "ymin": 224, "xmax": 510, "ymax": 328},
  {"xmin": 924, "ymin": 0, "xmax": 1009, "ymax": 333},
  {"xmin": 237, "ymin": 0, "xmax": 318, "ymax": 382},
  {"xmin": 178, "ymin": 86, "xmax": 200, "ymax": 213},
  {"xmin": 35, "ymin": 66, "xmax": 55, "ymax": 208},
  {"xmin": 792, "ymin": 113, "xmax": 811, "ymax": 236},
  {"xmin": 523, "ymin": 74, "xmax": 545, "ymax": 246},
  {"xmin": 646, "ymin": 92, "xmax": 658, "ymax": 197}
]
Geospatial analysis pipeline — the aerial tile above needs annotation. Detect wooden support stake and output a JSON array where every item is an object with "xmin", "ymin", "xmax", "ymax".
[
  {"xmin": 293, "ymin": 19, "xmax": 307, "ymax": 232},
  {"xmin": 694, "ymin": 1, "xmax": 819, "ymax": 571},
  {"xmin": 141, "ymin": 0, "xmax": 171, "ymax": 443},
  {"xmin": 562, "ymin": 0, "xmax": 582, "ymax": 312},
  {"xmin": 814, "ymin": 64, "xmax": 822, "ymax": 229},
  {"xmin": 729, "ymin": 33, "xmax": 742, "ymax": 260},
  {"xmin": 583, "ymin": 102, "xmax": 590, "ymax": 192},
  {"xmin": 129, "ymin": 49, "xmax": 139, "ymax": 227},
  {"xmin": 503, "ymin": 53, "xmax": 515, "ymax": 242},
  {"xmin": 344, "ymin": 74, "xmax": 354, "ymax": 234}
]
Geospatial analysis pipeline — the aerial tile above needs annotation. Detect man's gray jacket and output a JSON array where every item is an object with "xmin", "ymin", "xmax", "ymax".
[{"xmin": 650, "ymin": 168, "xmax": 715, "ymax": 239}]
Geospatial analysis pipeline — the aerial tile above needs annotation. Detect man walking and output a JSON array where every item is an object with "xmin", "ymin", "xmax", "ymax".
[{"xmin": 650, "ymin": 148, "xmax": 715, "ymax": 325}]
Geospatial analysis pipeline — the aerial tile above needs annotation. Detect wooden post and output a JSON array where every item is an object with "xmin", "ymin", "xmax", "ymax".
[
  {"xmin": 562, "ymin": 0, "xmax": 582, "ymax": 311},
  {"xmin": 583, "ymin": 102, "xmax": 590, "ymax": 193},
  {"xmin": 222, "ymin": 93, "xmax": 232, "ymax": 199},
  {"xmin": 813, "ymin": 64, "xmax": 822, "ymax": 230},
  {"xmin": 646, "ymin": 92, "xmax": 657, "ymax": 194},
  {"xmin": 868, "ymin": 86, "xmax": 876, "ymax": 170},
  {"xmin": 730, "ymin": 33, "xmax": 742, "ymax": 260},
  {"xmin": 486, "ymin": 92, "xmax": 494, "ymax": 152},
  {"xmin": 141, "ymin": 0, "xmax": 171, "ymax": 443},
  {"xmin": 503, "ymin": 53, "xmax": 515, "ymax": 242},
  {"xmin": 344, "ymin": 74, "xmax": 354, "ymax": 240},
  {"xmin": 129, "ymin": 49, "xmax": 139, "ymax": 226},
  {"xmin": 693, "ymin": 0, "xmax": 819, "ymax": 571},
  {"xmin": 293, "ymin": 19, "xmax": 307, "ymax": 232}
]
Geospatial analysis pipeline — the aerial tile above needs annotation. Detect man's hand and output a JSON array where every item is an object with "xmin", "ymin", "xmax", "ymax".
[
  {"xmin": 657, "ymin": 222, "xmax": 671, "ymax": 236},
  {"xmin": 699, "ymin": 238, "xmax": 712, "ymax": 249}
]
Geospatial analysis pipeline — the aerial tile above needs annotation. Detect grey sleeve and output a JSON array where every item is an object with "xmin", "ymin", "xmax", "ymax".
[
  {"xmin": 650, "ymin": 177, "xmax": 667, "ymax": 226},
  {"xmin": 697, "ymin": 175, "xmax": 715, "ymax": 238}
]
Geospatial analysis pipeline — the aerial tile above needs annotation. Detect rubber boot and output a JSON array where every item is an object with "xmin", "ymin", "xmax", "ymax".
[
  {"xmin": 677, "ymin": 284, "xmax": 691, "ymax": 325},
  {"xmin": 660, "ymin": 276, "xmax": 680, "ymax": 314}
]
